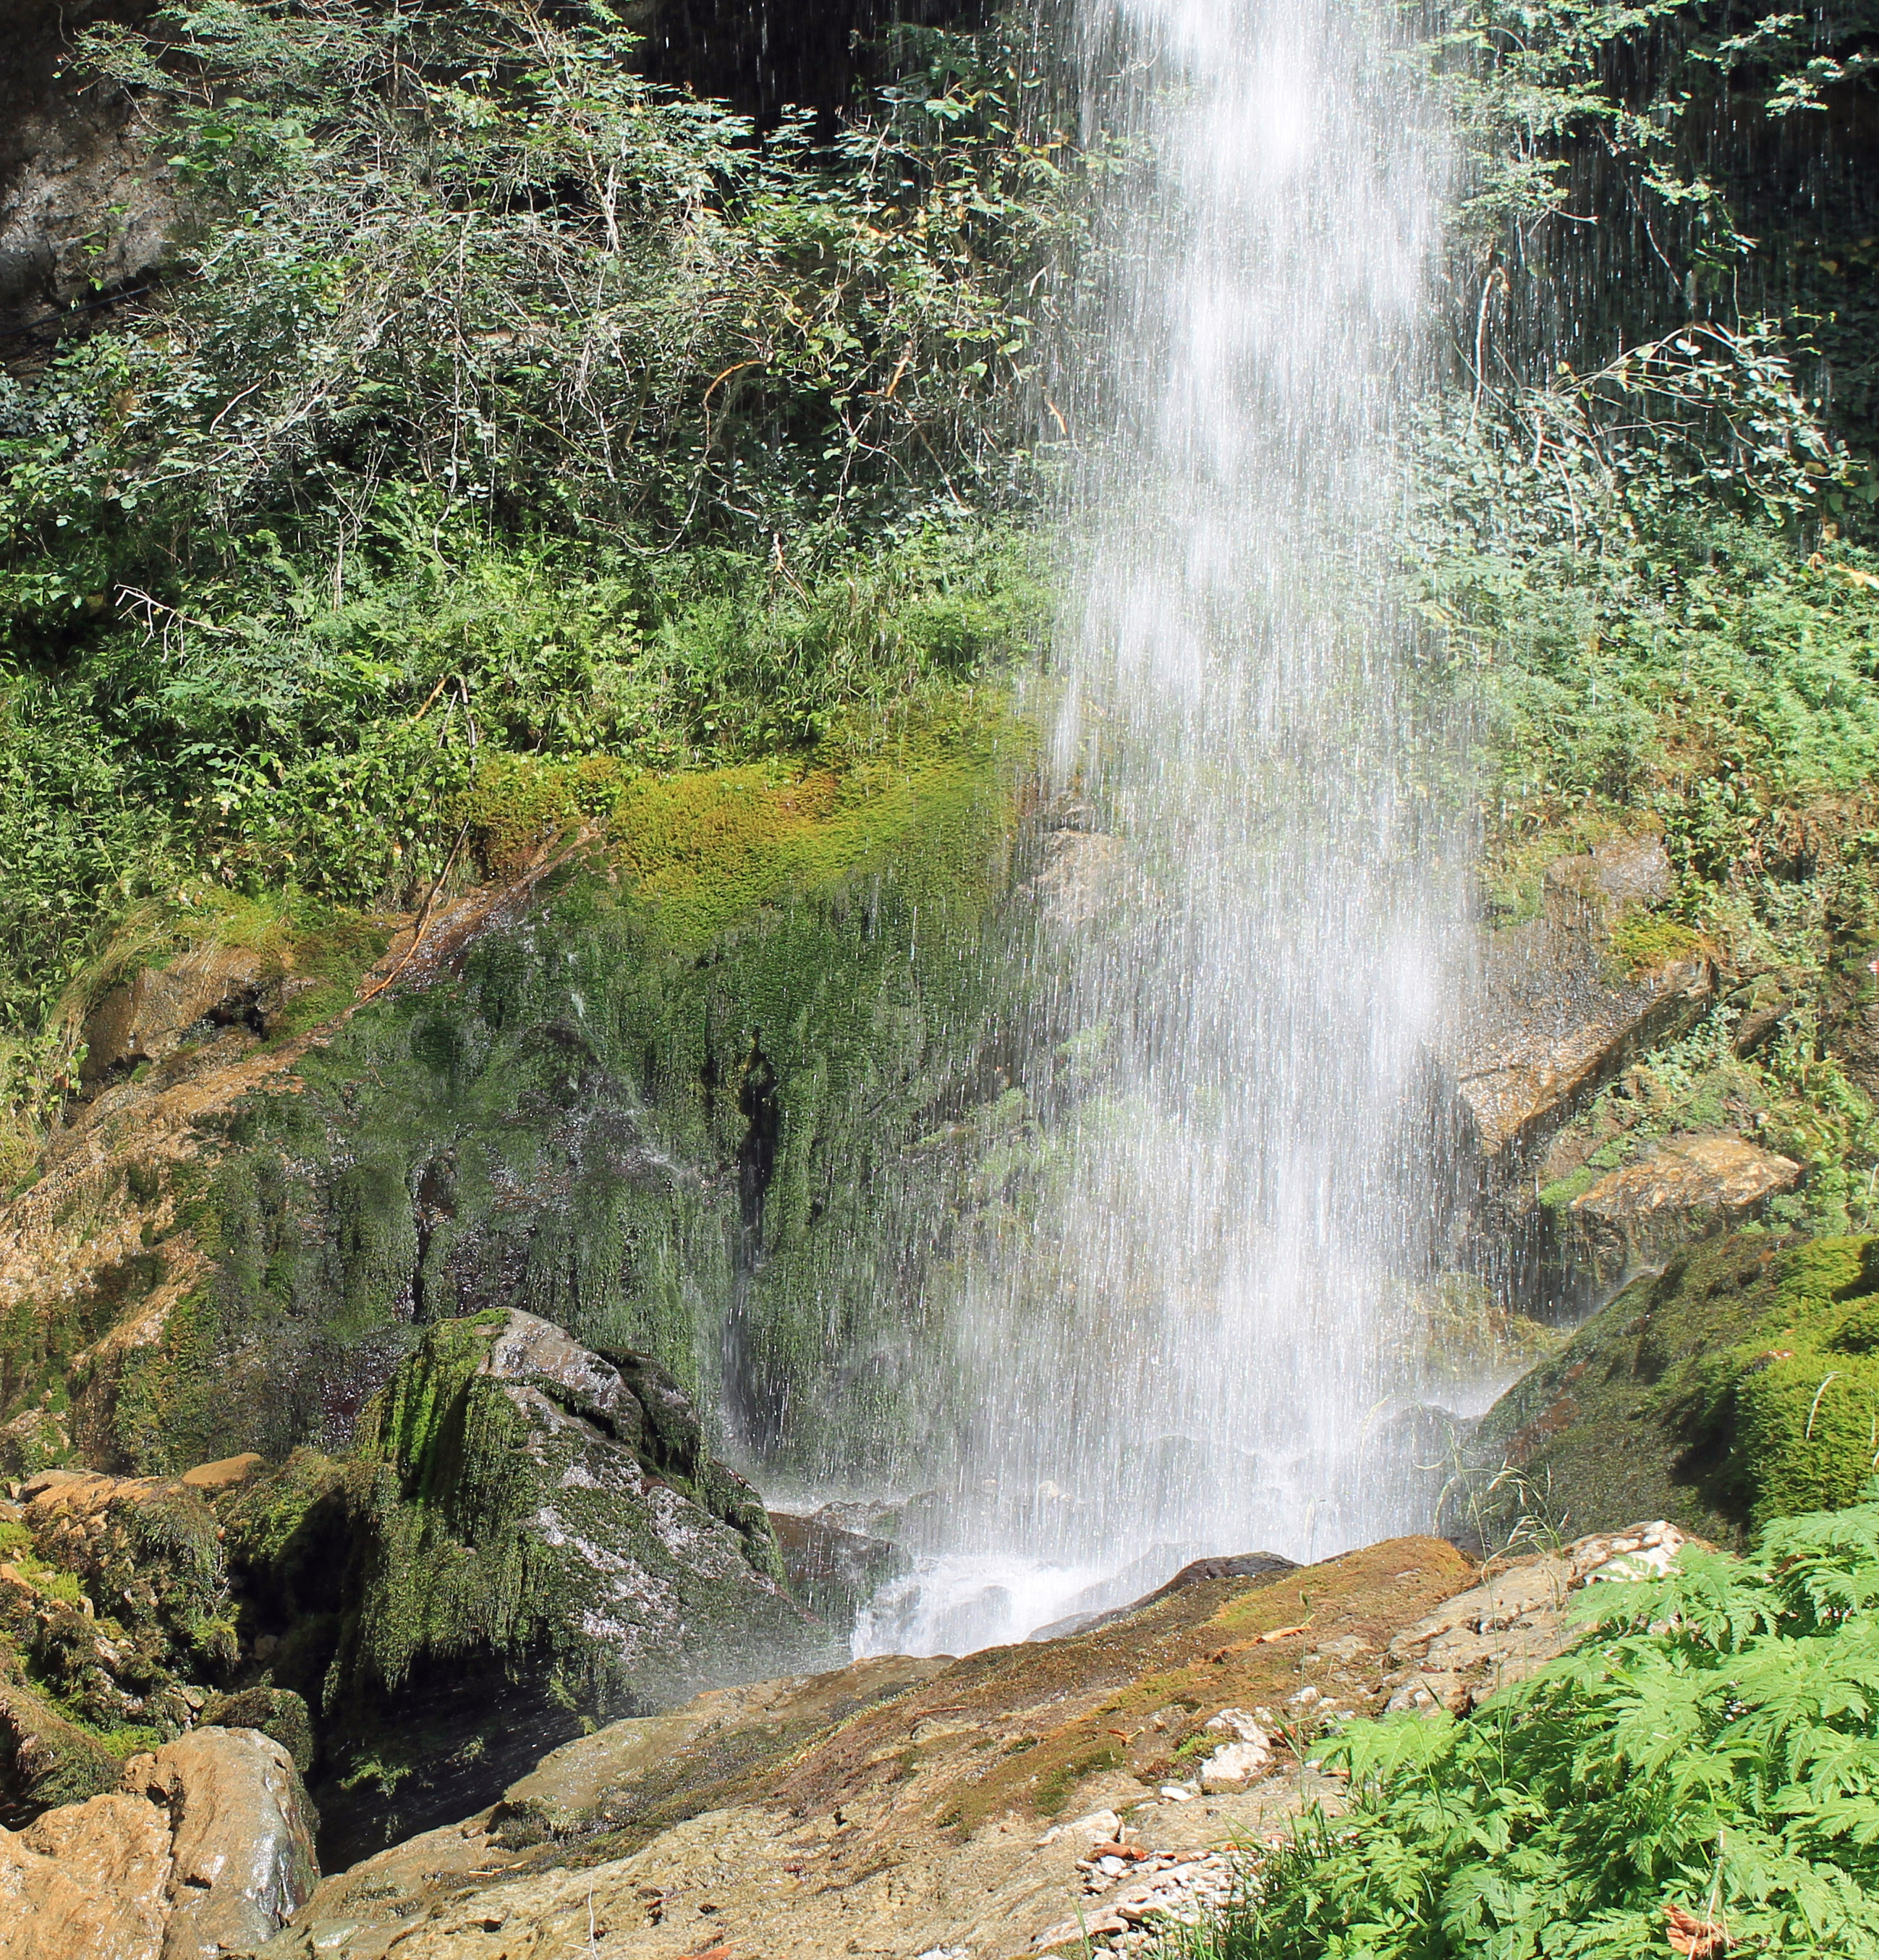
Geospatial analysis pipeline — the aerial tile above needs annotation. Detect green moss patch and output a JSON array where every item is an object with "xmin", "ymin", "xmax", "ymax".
[
  {"xmin": 1472, "ymin": 1230, "xmax": 1879, "ymax": 1544},
  {"xmin": 38, "ymin": 698, "xmax": 1033, "ymax": 1488}
]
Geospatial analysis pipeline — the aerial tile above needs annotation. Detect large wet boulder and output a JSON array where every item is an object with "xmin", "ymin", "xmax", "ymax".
[
  {"xmin": 1464, "ymin": 1231, "xmax": 1879, "ymax": 1546},
  {"xmin": 305, "ymin": 1310, "xmax": 841, "ymax": 1857},
  {"xmin": 768, "ymin": 1504, "xmax": 907, "ymax": 1634}
]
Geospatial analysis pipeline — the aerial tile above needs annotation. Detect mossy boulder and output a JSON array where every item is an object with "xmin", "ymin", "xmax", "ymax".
[
  {"xmin": 306, "ymin": 1310, "xmax": 841, "ymax": 1859},
  {"xmin": 1467, "ymin": 1231, "xmax": 1879, "ymax": 1545},
  {"xmin": 0, "ymin": 1671, "xmax": 124, "ymax": 1827},
  {"xmin": 0, "ymin": 1404, "xmax": 72, "ymax": 1478}
]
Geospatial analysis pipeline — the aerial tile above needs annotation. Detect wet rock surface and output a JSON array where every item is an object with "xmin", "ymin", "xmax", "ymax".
[
  {"xmin": 0, "ymin": 1312, "xmax": 841, "ymax": 1872},
  {"xmin": 768, "ymin": 1505, "xmax": 908, "ymax": 1636},
  {"xmin": 297, "ymin": 1310, "xmax": 841, "ymax": 1861},
  {"xmin": 79, "ymin": 945, "xmax": 273, "ymax": 1086},
  {"xmin": 1028, "ymin": 1550, "xmax": 1300, "ymax": 1641},
  {"xmin": 1560, "ymin": 1132, "xmax": 1802, "ymax": 1292},
  {"xmin": 0, "ymin": 1726, "xmax": 317, "ymax": 1960},
  {"xmin": 1032, "ymin": 828, "xmax": 1134, "ymax": 934},
  {"xmin": 245, "ymin": 1518, "xmax": 1696, "ymax": 1959},
  {"xmin": 253, "ymin": 1535, "xmax": 1475, "ymax": 1959}
]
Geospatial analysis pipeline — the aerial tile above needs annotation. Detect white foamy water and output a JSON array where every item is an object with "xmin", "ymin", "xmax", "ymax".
[{"xmin": 857, "ymin": 0, "xmax": 1466, "ymax": 1651}]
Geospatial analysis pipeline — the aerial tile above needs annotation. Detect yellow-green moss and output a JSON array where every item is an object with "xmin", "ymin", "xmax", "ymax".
[
  {"xmin": 1731, "ymin": 1237, "xmax": 1879, "ymax": 1520},
  {"xmin": 608, "ymin": 692, "xmax": 1020, "ymax": 949},
  {"xmin": 1607, "ymin": 908, "xmax": 1709, "ymax": 977},
  {"xmin": 1475, "ymin": 1231, "xmax": 1879, "ymax": 1542}
]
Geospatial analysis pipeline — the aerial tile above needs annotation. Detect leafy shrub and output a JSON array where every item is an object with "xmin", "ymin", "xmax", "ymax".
[{"xmin": 1196, "ymin": 1488, "xmax": 1879, "ymax": 1958}]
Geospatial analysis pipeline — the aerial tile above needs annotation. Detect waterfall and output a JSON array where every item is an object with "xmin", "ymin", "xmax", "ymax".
[{"xmin": 856, "ymin": 0, "xmax": 1467, "ymax": 1656}]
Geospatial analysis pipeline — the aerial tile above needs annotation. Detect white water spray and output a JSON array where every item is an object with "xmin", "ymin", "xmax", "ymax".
[{"xmin": 856, "ymin": 0, "xmax": 1467, "ymax": 1655}]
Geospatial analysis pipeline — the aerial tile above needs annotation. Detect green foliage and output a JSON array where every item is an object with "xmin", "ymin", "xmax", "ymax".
[
  {"xmin": 1413, "ymin": 359, "xmax": 1879, "ymax": 1195},
  {"xmin": 1541, "ymin": 1004, "xmax": 1879, "ymax": 1245},
  {"xmin": 1192, "ymin": 1491, "xmax": 1879, "ymax": 1959},
  {"xmin": 8, "ymin": 1, "xmax": 1066, "ymax": 607},
  {"xmin": 0, "ymin": 0, "xmax": 1057, "ymax": 1086},
  {"xmin": 0, "ymin": 517, "xmax": 1042, "ymax": 1060}
]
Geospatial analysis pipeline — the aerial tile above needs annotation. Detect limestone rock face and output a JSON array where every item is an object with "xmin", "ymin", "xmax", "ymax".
[
  {"xmin": 1564, "ymin": 1132, "xmax": 1802, "ymax": 1289},
  {"xmin": 125, "ymin": 1730, "xmax": 319, "ymax": 1960},
  {"xmin": 336, "ymin": 1311, "xmax": 821, "ymax": 1707},
  {"xmin": 0, "ymin": 1792, "xmax": 171, "ymax": 1960},
  {"xmin": 1450, "ymin": 836, "xmax": 1712, "ymax": 1171},
  {"xmin": 0, "ymin": 1729, "xmax": 316, "ymax": 1960},
  {"xmin": 252, "ymin": 1536, "xmax": 1478, "ymax": 1960}
]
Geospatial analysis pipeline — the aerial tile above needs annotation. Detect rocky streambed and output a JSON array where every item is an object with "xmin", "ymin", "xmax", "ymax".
[{"xmin": 1, "ymin": 1505, "xmax": 1695, "ymax": 1959}]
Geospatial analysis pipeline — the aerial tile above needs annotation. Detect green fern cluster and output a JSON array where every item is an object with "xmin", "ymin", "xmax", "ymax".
[{"xmin": 1198, "ymin": 1491, "xmax": 1879, "ymax": 1957}]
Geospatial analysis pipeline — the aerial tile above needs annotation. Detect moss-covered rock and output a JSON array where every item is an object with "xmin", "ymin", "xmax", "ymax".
[
  {"xmin": 0, "ymin": 1672, "xmax": 125, "ymax": 1827},
  {"xmin": 297, "ymin": 1310, "xmax": 840, "ymax": 1859},
  {"xmin": 1467, "ymin": 1230, "xmax": 1879, "ymax": 1545},
  {"xmin": 0, "ymin": 1467, "xmax": 258, "ymax": 1823},
  {"xmin": 0, "ymin": 1404, "xmax": 72, "ymax": 1478},
  {"xmin": 44, "ymin": 715, "xmax": 1030, "ymax": 1491},
  {"xmin": 198, "ymin": 1686, "xmax": 315, "ymax": 1773}
]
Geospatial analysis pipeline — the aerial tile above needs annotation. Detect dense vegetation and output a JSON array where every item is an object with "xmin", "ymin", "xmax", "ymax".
[
  {"xmin": 1195, "ymin": 1493, "xmax": 1879, "ymax": 1959},
  {"xmin": 1411, "ymin": 0, "xmax": 1879, "ymax": 1237},
  {"xmin": 0, "ymin": 0, "xmax": 1060, "ymax": 1157}
]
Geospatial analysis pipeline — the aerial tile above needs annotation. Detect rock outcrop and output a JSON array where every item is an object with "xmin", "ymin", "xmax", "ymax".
[
  {"xmin": 0, "ymin": 1314, "xmax": 841, "ymax": 1865},
  {"xmin": 246, "ymin": 1514, "xmax": 1714, "ymax": 1959},
  {"xmin": 0, "ymin": 0, "xmax": 179, "ymax": 342},
  {"xmin": 77, "ymin": 944, "xmax": 273, "ymax": 1086},
  {"xmin": 1449, "ymin": 833, "xmax": 1713, "ymax": 1178},
  {"xmin": 767, "ymin": 1505, "xmax": 906, "ymax": 1637},
  {"xmin": 1383, "ymin": 1519, "xmax": 1700, "ymax": 1714},
  {"xmin": 292, "ymin": 1310, "xmax": 841, "ymax": 1858},
  {"xmin": 1556, "ymin": 1132, "xmax": 1802, "ymax": 1292},
  {"xmin": 1028, "ymin": 1550, "xmax": 1299, "ymax": 1641},
  {"xmin": 0, "ymin": 1463, "xmax": 256, "ymax": 1823},
  {"xmin": 0, "ymin": 1726, "xmax": 317, "ymax": 1960}
]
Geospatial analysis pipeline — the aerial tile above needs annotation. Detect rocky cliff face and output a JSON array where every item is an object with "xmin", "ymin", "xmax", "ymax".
[
  {"xmin": 0, "ymin": 1310, "xmax": 839, "ymax": 1867},
  {"xmin": 0, "ymin": 0, "xmax": 176, "ymax": 344}
]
